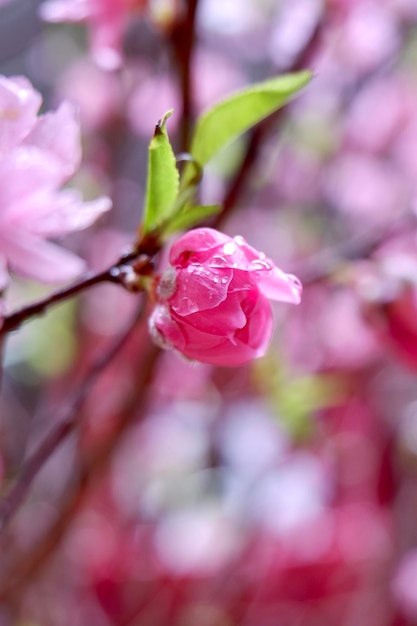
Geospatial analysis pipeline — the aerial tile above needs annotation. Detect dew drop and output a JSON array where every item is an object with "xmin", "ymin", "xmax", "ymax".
[
  {"xmin": 223, "ymin": 242, "xmax": 237, "ymax": 255},
  {"xmin": 250, "ymin": 260, "xmax": 272, "ymax": 271},
  {"xmin": 213, "ymin": 276, "xmax": 220, "ymax": 283},
  {"xmin": 221, "ymin": 276, "xmax": 228, "ymax": 284},
  {"xmin": 212, "ymin": 255, "xmax": 228, "ymax": 266}
]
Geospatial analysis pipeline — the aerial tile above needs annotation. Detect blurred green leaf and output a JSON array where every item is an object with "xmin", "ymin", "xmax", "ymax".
[
  {"xmin": 6, "ymin": 297, "xmax": 76, "ymax": 380},
  {"xmin": 277, "ymin": 374, "xmax": 344, "ymax": 438},
  {"xmin": 143, "ymin": 110, "xmax": 179, "ymax": 233},
  {"xmin": 190, "ymin": 71, "xmax": 312, "ymax": 166},
  {"xmin": 254, "ymin": 354, "xmax": 346, "ymax": 441},
  {"xmin": 163, "ymin": 204, "xmax": 221, "ymax": 235}
]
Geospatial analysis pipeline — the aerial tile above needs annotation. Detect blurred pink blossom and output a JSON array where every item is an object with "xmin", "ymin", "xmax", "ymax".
[
  {"xmin": 56, "ymin": 58, "xmax": 122, "ymax": 130},
  {"xmin": 345, "ymin": 76, "xmax": 413, "ymax": 154},
  {"xmin": 40, "ymin": 0, "xmax": 146, "ymax": 70},
  {"xmin": 149, "ymin": 228, "xmax": 302, "ymax": 366},
  {"xmin": 0, "ymin": 75, "xmax": 111, "ymax": 289},
  {"xmin": 334, "ymin": 3, "xmax": 400, "ymax": 74},
  {"xmin": 323, "ymin": 151, "xmax": 408, "ymax": 223}
]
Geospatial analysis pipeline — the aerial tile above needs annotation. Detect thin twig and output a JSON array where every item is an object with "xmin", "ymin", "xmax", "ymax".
[
  {"xmin": 0, "ymin": 301, "xmax": 146, "ymax": 534},
  {"xmin": 214, "ymin": 15, "xmax": 325, "ymax": 229},
  {"xmin": 0, "ymin": 234, "xmax": 159, "ymax": 336},
  {"xmin": 0, "ymin": 339, "xmax": 160, "ymax": 601},
  {"xmin": 171, "ymin": 0, "xmax": 200, "ymax": 151},
  {"xmin": 2, "ymin": 269, "xmax": 116, "ymax": 335},
  {"xmin": 297, "ymin": 212, "xmax": 417, "ymax": 287}
]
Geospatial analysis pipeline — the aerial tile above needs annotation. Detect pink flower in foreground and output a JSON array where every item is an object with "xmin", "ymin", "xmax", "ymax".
[
  {"xmin": 149, "ymin": 228, "xmax": 302, "ymax": 367},
  {"xmin": 40, "ymin": 0, "xmax": 146, "ymax": 70},
  {"xmin": 0, "ymin": 75, "xmax": 111, "ymax": 289}
]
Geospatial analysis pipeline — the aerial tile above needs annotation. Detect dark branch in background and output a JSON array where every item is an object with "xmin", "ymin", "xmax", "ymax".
[
  {"xmin": 297, "ymin": 212, "xmax": 417, "ymax": 287},
  {"xmin": 214, "ymin": 15, "xmax": 326, "ymax": 229},
  {"xmin": 0, "ymin": 302, "xmax": 146, "ymax": 535},
  {"xmin": 171, "ymin": 0, "xmax": 199, "ymax": 151},
  {"xmin": 0, "ymin": 340, "xmax": 160, "ymax": 601},
  {"xmin": 1, "ymin": 233, "xmax": 159, "ymax": 336}
]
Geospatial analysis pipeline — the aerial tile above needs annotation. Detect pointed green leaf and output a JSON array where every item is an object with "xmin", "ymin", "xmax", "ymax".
[
  {"xmin": 143, "ymin": 110, "xmax": 179, "ymax": 233},
  {"xmin": 162, "ymin": 204, "xmax": 221, "ymax": 235},
  {"xmin": 190, "ymin": 71, "xmax": 312, "ymax": 166}
]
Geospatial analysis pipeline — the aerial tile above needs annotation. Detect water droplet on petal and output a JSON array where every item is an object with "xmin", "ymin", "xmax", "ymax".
[
  {"xmin": 213, "ymin": 276, "xmax": 220, "ymax": 283},
  {"xmin": 212, "ymin": 255, "xmax": 228, "ymax": 266},
  {"xmin": 223, "ymin": 242, "xmax": 237, "ymax": 255},
  {"xmin": 221, "ymin": 276, "xmax": 229, "ymax": 284},
  {"xmin": 250, "ymin": 260, "xmax": 273, "ymax": 271},
  {"xmin": 234, "ymin": 236, "xmax": 245, "ymax": 246}
]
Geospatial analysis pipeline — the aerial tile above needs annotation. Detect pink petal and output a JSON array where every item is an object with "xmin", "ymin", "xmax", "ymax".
[
  {"xmin": 24, "ymin": 102, "xmax": 81, "ymax": 182},
  {"xmin": 170, "ymin": 266, "xmax": 233, "ymax": 314},
  {"xmin": 39, "ymin": 0, "xmax": 93, "ymax": 22},
  {"xmin": 0, "ymin": 75, "xmax": 41, "ymax": 152},
  {"xmin": 178, "ymin": 291, "xmax": 248, "ymax": 335},
  {"xmin": 25, "ymin": 190, "xmax": 112, "ymax": 236},
  {"xmin": 235, "ymin": 292, "xmax": 273, "ymax": 355},
  {"xmin": 170, "ymin": 228, "xmax": 232, "ymax": 267},
  {"xmin": 0, "ymin": 226, "xmax": 85, "ymax": 283},
  {"xmin": 149, "ymin": 305, "xmax": 186, "ymax": 351},
  {"xmin": 89, "ymin": 19, "xmax": 124, "ymax": 70},
  {"xmin": 170, "ymin": 321, "xmax": 237, "ymax": 357},
  {"xmin": 0, "ymin": 254, "xmax": 9, "ymax": 291},
  {"xmin": 0, "ymin": 148, "xmax": 63, "ymax": 213},
  {"xmin": 257, "ymin": 268, "xmax": 302, "ymax": 304},
  {"xmin": 174, "ymin": 324, "xmax": 262, "ymax": 367}
]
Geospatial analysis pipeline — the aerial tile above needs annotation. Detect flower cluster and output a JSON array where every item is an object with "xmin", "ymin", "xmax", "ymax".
[
  {"xmin": 0, "ymin": 75, "xmax": 110, "ymax": 290},
  {"xmin": 149, "ymin": 228, "xmax": 302, "ymax": 366}
]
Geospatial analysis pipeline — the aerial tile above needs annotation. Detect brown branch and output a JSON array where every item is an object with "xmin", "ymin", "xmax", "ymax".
[
  {"xmin": 0, "ymin": 301, "xmax": 147, "ymax": 535},
  {"xmin": 213, "ymin": 14, "xmax": 325, "ymax": 229},
  {"xmin": 1, "ymin": 234, "xmax": 160, "ymax": 336},
  {"xmin": 171, "ymin": 0, "xmax": 200, "ymax": 151},
  {"xmin": 0, "ymin": 339, "xmax": 160, "ymax": 601},
  {"xmin": 297, "ymin": 211, "xmax": 417, "ymax": 287},
  {"xmin": 2, "ymin": 269, "xmax": 117, "ymax": 335}
]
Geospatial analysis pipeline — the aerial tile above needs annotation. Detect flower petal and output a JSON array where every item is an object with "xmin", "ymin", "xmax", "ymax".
[
  {"xmin": 0, "ymin": 254, "xmax": 9, "ymax": 291},
  {"xmin": 149, "ymin": 304, "xmax": 186, "ymax": 351},
  {"xmin": 0, "ymin": 148, "xmax": 64, "ymax": 214},
  {"xmin": 39, "ymin": 0, "xmax": 92, "ymax": 22},
  {"xmin": 169, "ymin": 228, "xmax": 231, "ymax": 267},
  {"xmin": 24, "ymin": 101, "xmax": 81, "ymax": 182},
  {"xmin": 257, "ymin": 268, "xmax": 302, "ymax": 304},
  {"xmin": 0, "ymin": 75, "xmax": 41, "ymax": 152},
  {"xmin": 0, "ymin": 226, "xmax": 85, "ymax": 283},
  {"xmin": 25, "ymin": 190, "xmax": 112, "ymax": 237},
  {"xmin": 170, "ymin": 265, "xmax": 233, "ymax": 314},
  {"xmin": 179, "ymin": 291, "xmax": 247, "ymax": 335}
]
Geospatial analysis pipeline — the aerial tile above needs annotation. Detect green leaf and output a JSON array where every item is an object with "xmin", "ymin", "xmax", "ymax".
[
  {"xmin": 162, "ymin": 204, "xmax": 221, "ymax": 235},
  {"xmin": 190, "ymin": 71, "xmax": 312, "ymax": 166},
  {"xmin": 143, "ymin": 110, "xmax": 179, "ymax": 233}
]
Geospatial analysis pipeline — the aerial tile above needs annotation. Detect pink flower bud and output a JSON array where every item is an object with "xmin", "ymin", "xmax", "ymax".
[{"xmin": 149, "ymin": 228, "xmax": 302, "ymax": 366}]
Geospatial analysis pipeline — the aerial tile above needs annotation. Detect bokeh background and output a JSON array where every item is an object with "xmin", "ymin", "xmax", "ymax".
[{"xmin": 2, "ymin": 0, "xmax": 417, "ymax": 624}]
